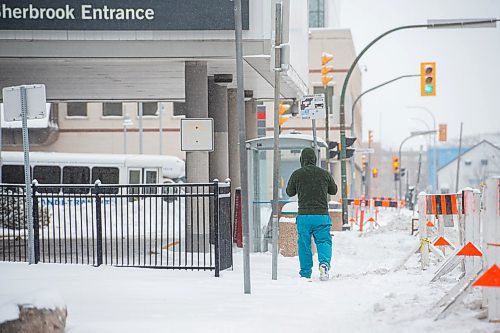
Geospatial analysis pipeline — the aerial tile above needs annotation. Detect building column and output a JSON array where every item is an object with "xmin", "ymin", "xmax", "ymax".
[
  {"xmin": 185, "ymin": 61, "xmax": 209, "ymax": 183},
  {"xmin": 228, "ymin": 88, "xmax": 241, "ymax": 189},
  {"xmin": 208, "ymin": 77, "xmax": 229, "ymax": 182},
  {"xmin": 185, "ymin": 61, "xmax": 209, "ymax": 252}
]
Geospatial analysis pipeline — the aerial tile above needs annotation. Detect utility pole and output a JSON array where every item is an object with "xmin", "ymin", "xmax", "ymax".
[
  {"xmin": 271, "ymin": 2, "xmax": 283, "ymax": 281},
  {"xmin": 233, "ymin": 0, "xmax": 251, "ymax": 294},
  {"xmin": 455, "ymin": 122, "xmax": 464, "ymax": 193}
]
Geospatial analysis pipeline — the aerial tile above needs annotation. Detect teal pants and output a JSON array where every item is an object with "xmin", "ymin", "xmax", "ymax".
[{"xmin": 296, "ymin": 215, "xmax": 332, "ymax": 278}]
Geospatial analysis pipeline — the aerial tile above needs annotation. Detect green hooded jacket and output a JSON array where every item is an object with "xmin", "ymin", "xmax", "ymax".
[{"xmin": 286, "ymin": 147, "xmax": 337, "ymax": 215}]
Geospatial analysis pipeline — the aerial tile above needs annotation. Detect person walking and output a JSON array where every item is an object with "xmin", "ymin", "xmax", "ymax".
[{"xmin": 286, "ymin": 147, "xmax": 337, "ymax": 281}]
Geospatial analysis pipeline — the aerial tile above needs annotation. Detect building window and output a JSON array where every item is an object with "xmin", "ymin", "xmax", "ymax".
[
  {"xmin": 481, "ymin": 159, "xmax": 488, "ymax": 166},
  {"xmin": 141, "ymin": 102, "xmax": 158, "ymax": 116},
  {"xmin": 309, "ymin": 0, "xmax": 325, "ymax": 28},
  {"xmin": 67, "ymin": 102, "xmax": 87, "ymax": 117},
  {"xmin": 102, "ymin": 102, "xmax": 123, "ymax": 117}
]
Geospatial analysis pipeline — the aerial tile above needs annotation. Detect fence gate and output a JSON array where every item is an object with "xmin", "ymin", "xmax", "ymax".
[{"xmin": 0, "ymin": 181, "xmax": 232, "ymax": 276}]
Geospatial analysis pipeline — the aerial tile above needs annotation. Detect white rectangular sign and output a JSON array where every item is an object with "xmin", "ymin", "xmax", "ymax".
[
  {"xmin": 181, "ymin": 118, "xmax": 214, "ymax": 152},
  {"xmin": 300, "ymin": 94, "xmax": 326, "ymax": 120},
  {"xmin": 2, "ymin": 84, "xmax": 47, "ymax": 122},
  {"xmin": 355, "ymin": 148, "xmax": 375, "ymax": 154}
]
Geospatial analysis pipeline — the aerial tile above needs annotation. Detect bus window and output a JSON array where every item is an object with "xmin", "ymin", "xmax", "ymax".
[
  {"xmin": 62, "ymin": 166, "xmax": 90, "ymax": 194},
  {"xmin": 128, "ymin": 169, "xmax": 141, "ymax": 197},
  {"xmin": 33, "ymin": 166, "xmax": 61, "ymax": 193},
  {"xmin": 144, "ymin": 169, "xmax": 158, "ymax": 194},
  {"xmin": 2, "ymin": 165, "xmax": 27, "ymax": 184},
  {"xmin": 92, "ymin": 167, "xmax": 119, "ymax": 194}
]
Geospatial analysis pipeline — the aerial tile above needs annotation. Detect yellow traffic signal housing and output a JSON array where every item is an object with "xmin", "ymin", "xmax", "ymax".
[
  {"xmin": 392, "ymin": 156, "xmax": 400, "ymax": 174},
  {"xmin": 321, "ymin": 52, "xmax": 333, "ymax": 65},
  {"xmin": 321, "ymin": 66, "xmax": 334, "ymax": 75},
  {"xmin": 279, "ymin": 102, "xmax": 290, "ymax": 126},
  {"xmin": 321, "ymin": 75, "xmax": 333, "ymax": 88},
  {"xmin": 439, "ymin": 124, "xmax": 447, "ymax": 142},
  {"xmin": 420, "ymin": 62, "xmax": 436, "ymax": 96},
  {"xmin": 372, "ymin": 168, "xmax": 378, "ymax": 178}
]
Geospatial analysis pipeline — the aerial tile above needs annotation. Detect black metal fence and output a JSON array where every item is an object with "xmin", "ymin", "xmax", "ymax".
[{"xmin": 0, "ymin": 180, "xmax": 232, "ymax": 276}]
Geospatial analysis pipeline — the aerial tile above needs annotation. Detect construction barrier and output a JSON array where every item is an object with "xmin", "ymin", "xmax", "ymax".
[
  {"xmin": 405, "ymin": 183, "xmax": 500, "ymax": 322},
  {"xmin": 473, "ymin": 177, "xmax": 500, "ymax": 322}
]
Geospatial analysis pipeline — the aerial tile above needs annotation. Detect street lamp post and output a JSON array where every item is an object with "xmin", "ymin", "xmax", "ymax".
[
  {"xmin": 338, "ymin": 18, "xmax": 498, "ymax": 228},
  {"xmin": 350, "ymin": 73, "xmax": 420, "ymax": 198},
  {"xmin": 407, "ymin": 106, "xmax": 438, "ymax": 193},
  {"xmin": 398, "ymin": 130, "xmax": 437, "ymax": 199}
]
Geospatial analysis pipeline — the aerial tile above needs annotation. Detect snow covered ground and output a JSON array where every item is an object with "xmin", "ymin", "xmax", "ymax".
[{"xmin": 0, "ymin": 209, "xmax": 497, "ymax": 332}]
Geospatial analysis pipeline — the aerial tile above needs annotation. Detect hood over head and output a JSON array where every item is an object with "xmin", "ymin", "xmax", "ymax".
[{"xmin": 300, "ymin": 147, "xmax": 317, "ymax": 167}]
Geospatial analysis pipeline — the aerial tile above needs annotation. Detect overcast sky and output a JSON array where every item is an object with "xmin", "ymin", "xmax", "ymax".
[{"xmin": 339, "ymin": 0, "xmax": 500, "ymax": 151}]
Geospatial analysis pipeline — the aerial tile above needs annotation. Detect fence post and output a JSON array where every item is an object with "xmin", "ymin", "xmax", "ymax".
[
  {"xmin": 31, "ymin": 180, "xmax": 40, "ymax": 264},
  {"xmin": 95, "ymin": 180, "xmax": 103, "ymax": 267},
  {"xmin": 213, "ymin": 180, "xmax": 220, "ymax": 277},
  {"xmin": 418, "ymin": 192, "xmax": 429, "ymax": 269}
]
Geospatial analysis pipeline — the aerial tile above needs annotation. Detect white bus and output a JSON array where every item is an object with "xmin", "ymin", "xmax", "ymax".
[{"xmin": 0, "ymin": 151, "xmax": 185, "ymax": 188}]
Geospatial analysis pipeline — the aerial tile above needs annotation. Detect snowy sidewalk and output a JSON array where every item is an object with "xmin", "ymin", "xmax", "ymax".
[{"xmin": 0, "ymin": 210, "xmax": 496, "ymax": 332}]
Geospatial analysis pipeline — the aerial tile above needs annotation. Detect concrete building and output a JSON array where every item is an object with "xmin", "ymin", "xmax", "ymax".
[
  {"xmin": 0, "ymin": 0, "xmax": 309, "ymax": 185},
  {"xmin": 438, "ymin": 140, "xmax": 500, "ymax": 192}
]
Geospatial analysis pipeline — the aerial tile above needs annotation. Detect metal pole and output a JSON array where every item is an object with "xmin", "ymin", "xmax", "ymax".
[
  {"xmin": 413, "ymin": 145, "xmax": 423, "ymax": 212},
  {"xmin": 324, "ymin": 86, "xmax": 330, "ymax": 172},
  {"xmin": 312, "ymin": 119, "xmax": 318, "ymax": 162},
  {"xmin": 123, "ymin": 125, "xmax": 127, "ymax": 154},
  {"xmin": 407, "ymin": 106, "xmax": 438, "ymax": 192},
  {"xmin": 138, "ymin": 102, "xmax": 143, "ymax": 154},
  {"xmin": 234, "ymin": 0, "xmax": 251, "ymax": 294},
  {"xmin": 455, "ymin": 122, "xmax": 463, "ymax": 193},
  {"xmin": 350, "ymin": 74, "xmax": 420, "ymax": 199},
  {"xmin": 159, "ymin": 103, "xmax": 164, "ymax": 155},
  {"xmin": 271, "ymin": 2, "xmax": 282, "ymax": 281},
  {"xmin": 20, "ymin": 87, "xmax": 35, "ymax": 264}
]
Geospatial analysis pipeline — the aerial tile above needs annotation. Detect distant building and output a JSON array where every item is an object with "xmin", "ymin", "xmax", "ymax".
[{"xmin": 437, "ymin": 140, "xmax": 500, "ymax": 192}]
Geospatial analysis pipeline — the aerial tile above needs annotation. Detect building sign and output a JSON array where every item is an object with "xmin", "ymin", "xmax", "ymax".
[{"xmin": 0, "ymin": 0, "xmax": 249, "ymax": 30}]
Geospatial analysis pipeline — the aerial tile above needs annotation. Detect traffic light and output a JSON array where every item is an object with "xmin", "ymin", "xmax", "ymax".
[
  {"xmin": 392, "ymin": 156, "xmax": 400, "ymax": 174},
  {"xmin": 321, "ymin": 52, "xmax": 333, "ymax": 88},
  {"xmin": 328, "ymin": 137, "xmax": 356, "ymax": 159},
  {"xmin": 368, "ymin": 129, "xmax": 373, "ymax": 146},
  {"xmin": 400, "ymin": 168, "xmax": 406, "ymax": 177},
  {"xmin": 279, "ymin": 101, "xmax": 290, "ymax": 126},
  {"xmin": 439, "ymin": 124, "xmax": 447, "ymax": 142},
  {"xmin": 372, "ymin": 168, "xmax": 378, "ymax": 178},
  {"xmin": 420, "ymin": 62, "xmax": 436, "ymax": 96}
]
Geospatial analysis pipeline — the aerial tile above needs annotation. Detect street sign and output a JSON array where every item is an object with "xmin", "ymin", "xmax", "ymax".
[
  {"xmin": 300, "ymin": 94, "xmax": 326, "ymax": 120},
  {"xmin": 355, "ymin": 148, "xmax": 375, "ymax": 154},
  {"xmin": 2, "ymin": 84, "xmax": 47, "ymax": 121}
]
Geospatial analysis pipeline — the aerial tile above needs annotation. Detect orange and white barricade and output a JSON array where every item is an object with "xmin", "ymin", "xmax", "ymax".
[{"xmin": 473, "ymin": 177, "xmax": 500, "ymax": 322}]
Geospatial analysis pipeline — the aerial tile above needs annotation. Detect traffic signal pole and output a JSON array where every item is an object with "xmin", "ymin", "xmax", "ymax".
[{"xmin": 338, "ymin": 18, "xmax": 497, "ymax": 228}]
